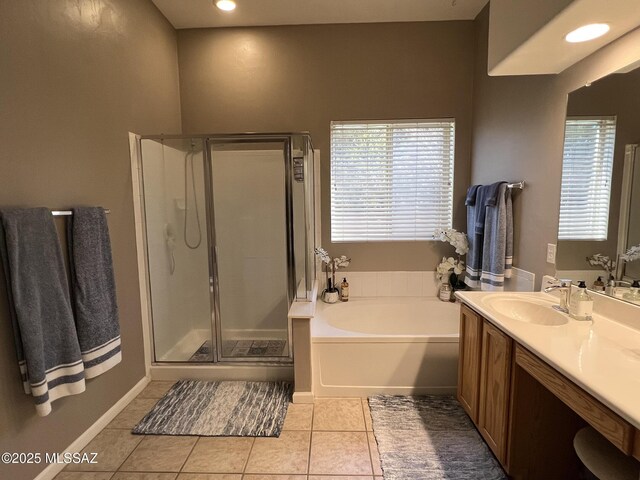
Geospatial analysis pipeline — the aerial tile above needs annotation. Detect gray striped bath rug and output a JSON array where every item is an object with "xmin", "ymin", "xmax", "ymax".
[
  {"xmin": 133, "ymin": 380, "xmax": 292, "ymax": 437},
  {"xmin": 368, "ymin": 395, "xmax": 506, "ymax": 480}
]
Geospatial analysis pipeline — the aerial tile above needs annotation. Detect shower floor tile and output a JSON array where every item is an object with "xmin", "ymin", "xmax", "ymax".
[
  {"xmin": 188, "ymin": 339, "xmax": 288, "ymax": 361},
  {"xmin": 188, "ymin": 341, "xmax": 214, "ymax": 362},
  {"xmin": 226, "ymin": 339, "xmax": 287, "ymax": 358}
]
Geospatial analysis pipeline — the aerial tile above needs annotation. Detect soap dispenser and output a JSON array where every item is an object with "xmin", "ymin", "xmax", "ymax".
[
  {"xmin": 340, "ymin": 277, "xmax": 349, "ymax": 302},
  {"xmin": 593, "ymin": 276, "xmax": 605, "ymax": 292},
  {"xmin": 569, "ymin": 281, "xmax": 593, "ymax": 321},
  {"xmin": 622, "ymin": 280, "xmax": 640, "ymax": 303}
]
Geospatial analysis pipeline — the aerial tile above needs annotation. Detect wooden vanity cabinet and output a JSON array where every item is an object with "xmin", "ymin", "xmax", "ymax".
[
  {"xmin": 457, "ymin": 304, "xmax": 483, "ymax": 423},
  {"xmin": 458, "ymin": 305, "xmax": 512, "ymax": 464},
  {"xmin": 458, "ymin": 302, "xmax": 640, "ymax": 477},
  {"xmin": 478, "ymin": 321, "xmax": 513, "ymax": 464}
]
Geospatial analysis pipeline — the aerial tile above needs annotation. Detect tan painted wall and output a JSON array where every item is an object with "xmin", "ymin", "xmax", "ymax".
[
  {"xmin": 488, "ymin": 0, "xmax": 573, "ymax": 72},
  {"xmin": 176, "ymin": 21, "xmax": 476, "ymax": 271},
  {"xmin": 472, "ymin": 5, "xmax": 640, "ymax": 288},
  {"xmin": 557, "ymin": 67, "xmax": 640, "ymax": 270},
  {"xmin": 0, "ymin": 1, "xmax": 181, "ymax": 478}
]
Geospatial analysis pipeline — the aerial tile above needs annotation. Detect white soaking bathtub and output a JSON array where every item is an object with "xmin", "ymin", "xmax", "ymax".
[{"xmin": 311, "ymin": 297, "xmax": 460, "ymax": 397}]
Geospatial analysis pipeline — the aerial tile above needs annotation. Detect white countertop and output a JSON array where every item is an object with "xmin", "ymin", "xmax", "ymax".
[{"xmin": 455, "ymin": 291, "xmax": 640, "ymax": 430}]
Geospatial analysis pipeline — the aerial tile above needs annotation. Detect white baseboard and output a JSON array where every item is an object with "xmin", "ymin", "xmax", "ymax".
[
  {"xmin": 292, "ymin": 391, "xmax": 314, "ymax": 404},
  {"xmin": 34, "ymin": 375, "xmax": 150, "ymax": 480}
]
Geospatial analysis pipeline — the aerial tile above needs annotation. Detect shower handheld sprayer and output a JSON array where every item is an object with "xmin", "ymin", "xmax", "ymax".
[{"xmin": 164, "ymin": 223, "xmax": 176, "ymax": 275}]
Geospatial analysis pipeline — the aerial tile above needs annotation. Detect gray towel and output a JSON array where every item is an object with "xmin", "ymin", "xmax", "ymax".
[
  {"xmin": 67, "ymin": 207, "xmax": 121, "ymax": 378},
  {"xmin": 0, "ymin": 208, "xmax": 85, "ymax": 416},
  {"xmin": 505, "ymin": 189, "xmax": 513, "ymax": 279},
  {"xmin": 474, "ymin": 182, "xmax": 505, "ymax": 235},
  {"xmin": 465, "ymin": 186, "xmax": 482, "ymax": 288},
  {"xmin": 481, "ymin": 184, "xmax": 513, "ymax": 291},
  {"xmin": 465, "ymin": 184, "xmax": 481, "ymax": 206},
  {"xmin": 466, "ymin": 182, "xmax": 509, "ymax": 288}
]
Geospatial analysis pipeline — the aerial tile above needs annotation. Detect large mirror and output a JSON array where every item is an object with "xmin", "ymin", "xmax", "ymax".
[{"xmin": 555, "ymin": 65, "xmax": 640, "ymax": 304}]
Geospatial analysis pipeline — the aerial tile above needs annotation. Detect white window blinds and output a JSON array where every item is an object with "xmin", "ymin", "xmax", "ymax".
[
  {"xmin": 330, "ymin": 119, "xmax": 455, "ymax": 242},
  {"xmin": 558, "ymin": 117, "xmax": 616, "ymax": 241}
]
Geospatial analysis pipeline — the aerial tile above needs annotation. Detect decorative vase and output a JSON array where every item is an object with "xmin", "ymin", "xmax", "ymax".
[
  {"xmin": 449, "ymin": 272, "xmax": 467, "ymax": 292},
  {"xmin": 322, "ymin": 289, "xmax": 340, "ymax": 304},
  {"xmin": 439, "ymin": 283, "xmax": 452, "ymax": 302},
  {"xmin": 439, "ymin": 272, "xmax": 453, "ymax": 302}
]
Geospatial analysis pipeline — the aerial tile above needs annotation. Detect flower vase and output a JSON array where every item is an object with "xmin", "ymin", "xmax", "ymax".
[{"xmin": 449, "ymin": 272, "xmax": 467, "ymax": 292}]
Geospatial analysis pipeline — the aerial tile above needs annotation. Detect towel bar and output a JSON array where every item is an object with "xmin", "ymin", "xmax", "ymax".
[
  {"xmin": 507, "ymin": 181, "xmax": 525, "ymax": 190},
  {"xmin": 51, "ymin": 209, "xmax": 110, "ymax": 216}
]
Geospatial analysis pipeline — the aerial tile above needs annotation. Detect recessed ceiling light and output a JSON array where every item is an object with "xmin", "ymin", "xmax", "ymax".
[
  {"xmin": 565, "ymin": 23, "xmax": 610, "ymax": 43},
  {"xmin": 215, "ymin": 0, "xmax": 236, "ymax": 11}
]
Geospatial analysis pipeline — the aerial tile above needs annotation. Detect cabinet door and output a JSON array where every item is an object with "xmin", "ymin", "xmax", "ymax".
[
  {"xmin": 458, "ymin": 304, "xmax": 483, "ymax": 423},
  {"xmin": 478, "ymin": 320, "xmax": 513, "ymax": 464}
]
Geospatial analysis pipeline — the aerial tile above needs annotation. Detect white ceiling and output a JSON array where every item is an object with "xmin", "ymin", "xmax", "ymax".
[
  {"xmin": 151, "ymin": 0, "xmax": 489, "ymax": 29},
  {"xmin": 489, "ymin": 0, "xmax": 640, "ymax": 75}
]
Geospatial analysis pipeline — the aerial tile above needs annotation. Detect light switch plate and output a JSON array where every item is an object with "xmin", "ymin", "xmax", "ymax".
[{"xmin": 546, "ymin": 243, "xmax": 557, "ymax": 264}]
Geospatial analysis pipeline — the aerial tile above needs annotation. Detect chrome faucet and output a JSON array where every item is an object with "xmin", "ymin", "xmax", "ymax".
[
  {"xmin": 544, "ymin": 278, "xmax": 572, "ymax": 313},
  {"xmin": 607, "ymin": 279, "xmax": 631, "ymax": 297}
]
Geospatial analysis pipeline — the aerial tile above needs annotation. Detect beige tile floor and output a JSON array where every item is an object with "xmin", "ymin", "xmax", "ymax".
[{"xmin": 55, "ymin": 382, "xmax": 383, "ymax": 480}]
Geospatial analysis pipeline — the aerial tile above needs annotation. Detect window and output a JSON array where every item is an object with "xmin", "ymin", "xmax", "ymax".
[
  {"xmin": 558, "ymin": 117, "xmax": 616, "ymax": 241},
  {"xmin": 330, "ymin": 119, "xmax": 455, "ymax": 242}
]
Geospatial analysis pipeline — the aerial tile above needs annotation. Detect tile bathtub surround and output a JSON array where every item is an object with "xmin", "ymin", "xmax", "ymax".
[
  {"xmin": 56, "ymin": 382, "xmax": 383, "ymax": 479},
  {"xmin": 504, "ymin": 267, "xmax": 536, "ymax": 292},
  {"xmin": 319, "ymin": 271, "xmax": 440, "ymax": 298},
  {"xmin": 319, "ymin": 267, "xmax": 537, "ymax": 297}
]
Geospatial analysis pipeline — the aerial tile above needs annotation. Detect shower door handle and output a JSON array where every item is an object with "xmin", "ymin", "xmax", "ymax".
[{"xmin": 209, "ymin": 245, "xmax": 219, "ymax": 293}]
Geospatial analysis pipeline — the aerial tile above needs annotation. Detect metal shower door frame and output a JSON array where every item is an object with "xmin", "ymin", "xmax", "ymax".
[
  {"xmin": 137, "ymin": 136, "xmax": 219, "ymax": 364},
  {"xmin": 204, "ymin": 135, "xmax": 296, "ymax": 364}
]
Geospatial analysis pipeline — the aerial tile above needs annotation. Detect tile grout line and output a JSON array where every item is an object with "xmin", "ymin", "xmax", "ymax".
[
  {"xmin": 307, "ymin": 403, "xmax": 315, "ymax": 476},
  {"xmin": 241, "ymin": 436, "xmax": 257, "ymax": 475},
  {"xmin": 178, "ymin": 435, "xmax": 201, "ymax": 475},
  {"xmin": 113, "ymin": 433, "xmax": 146, "ymax": 474},
  {"xmin": 363, "ymin": 397, "xmax": 376, "ymax": 477}
]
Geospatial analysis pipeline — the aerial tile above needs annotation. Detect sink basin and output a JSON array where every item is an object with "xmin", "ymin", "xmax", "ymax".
[{"xmin": 482, "ymin": 295, "xmax": 569, "ymax": 326}]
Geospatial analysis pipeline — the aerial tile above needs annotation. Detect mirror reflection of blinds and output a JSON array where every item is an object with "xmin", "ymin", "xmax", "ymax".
[
  {"xmin": 330, "ymin": 119, "xmax": 455, "ymax": 242},
  {"xmin": 559, "ymin": 116, "xmax": 617, "ymax": 241}
]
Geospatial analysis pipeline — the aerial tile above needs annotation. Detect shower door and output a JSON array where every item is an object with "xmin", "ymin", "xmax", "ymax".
[
  {"xmin": 140, "ymin": 138, "xmax": 215, "ymax": 362},
  {"xmin": 208, "ymin": 139, "xmax": 292, "ymax": 361},
  {"xmin": 138, "ymin": 133, "xmax": 314, "ymax": 365}
]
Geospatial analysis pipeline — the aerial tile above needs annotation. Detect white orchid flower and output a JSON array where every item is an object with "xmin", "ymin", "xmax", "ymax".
[
  {"xmin": 585, "ymin": 253, "xmax": 616, "ymax": 273},
  {"xmin": 621, "ymin": 244, "xmax": 640, "ymax": 262},
  {"xmin": 314, "ymin": 247, "xmax": 331, "ymax": 264},
  {"xmin": 333, "ymin": 255, "xmax": 351, "ymax": 269},
  {"xmin": 433, "ymin": 227, "xmax": 469, "ymax": 255}
]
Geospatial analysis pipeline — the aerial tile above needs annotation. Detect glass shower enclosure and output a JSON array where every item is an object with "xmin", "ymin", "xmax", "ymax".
[{"xmin": 137, "ymin": 133, "xmax": 315, "ymax": 364}]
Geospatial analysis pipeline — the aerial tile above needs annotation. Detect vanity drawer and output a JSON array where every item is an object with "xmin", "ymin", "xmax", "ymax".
[{"xmin": 515, "ymin": 345, "xmax": 634, "ymax": 455}]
